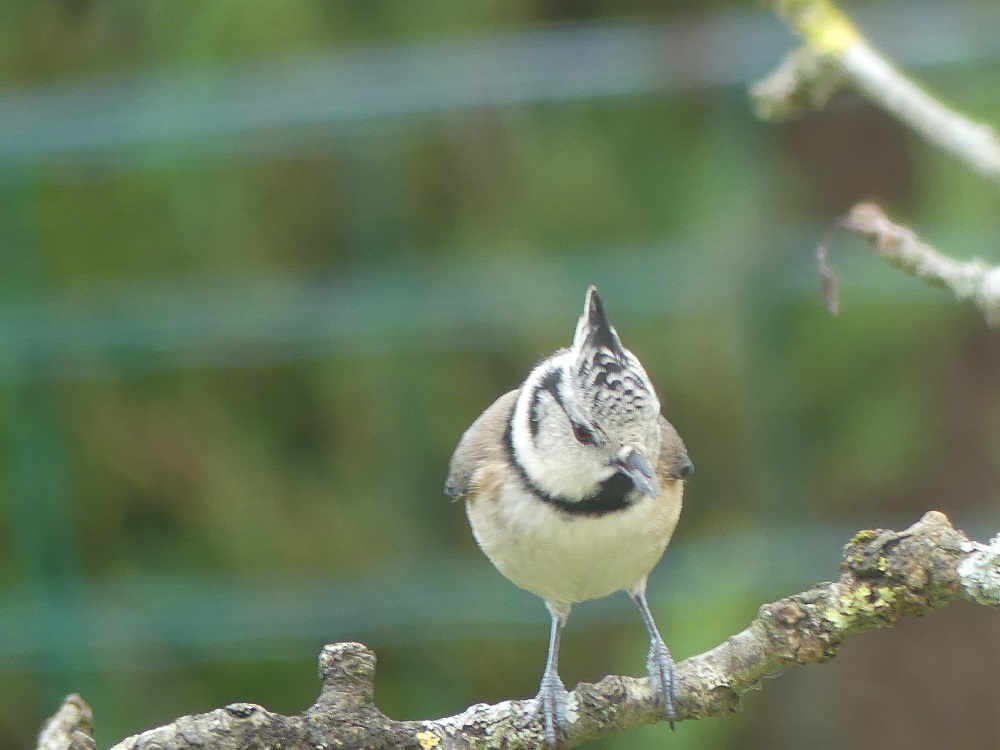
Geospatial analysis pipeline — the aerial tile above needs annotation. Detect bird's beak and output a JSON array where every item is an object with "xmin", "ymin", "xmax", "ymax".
[{"xmin": 615, "ymin": 450, "xmax": 659, "ymax": 497}]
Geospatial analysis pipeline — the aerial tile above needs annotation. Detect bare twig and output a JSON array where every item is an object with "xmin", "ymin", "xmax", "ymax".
[
  {"xmin": 752, "ymin": 3, "xmax": 1000, "ymax": 322},
  {"xmin": 839, "ymin": 44, "xmax": 1000, "ymax": 186},
  {"xmin": 815, "ymin": 228, "xmax": 841, "ymax": 316},
  {"xmin": 37, "ymin": 511, "xmax": 1000, "ymax": 750},
  {"xmin": 756, "ymin": 0, "xmax": 1000, "ymax": 187},
  {"xmin": 839, "ymin": 203, "xmax": 1000, "ymax": 326}
]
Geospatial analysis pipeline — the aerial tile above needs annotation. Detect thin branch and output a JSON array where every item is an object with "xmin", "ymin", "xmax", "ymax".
[
  {"xmin": 839, "ymin": 44, "xmax": 1000, "ymax": 185},
  {"xmin": 39, "ymin": 511, "xmax": 1000, "ymax": 750},
  {"xmin": 754, "ymin": 0, "xmax": 1000, "ymax": 187},
  {"xmin": 816, "ymin": 231, "xmax": 840, "ymax": 316},
  {"xmin": 834, "ymin": 202, "xmax": 1000, "ymax": 326}
]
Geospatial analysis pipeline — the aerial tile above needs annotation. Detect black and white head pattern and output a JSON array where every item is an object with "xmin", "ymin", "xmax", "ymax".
[{"xmin": 508, "ymin": 285, "xmax": 662, "ymax": 512}]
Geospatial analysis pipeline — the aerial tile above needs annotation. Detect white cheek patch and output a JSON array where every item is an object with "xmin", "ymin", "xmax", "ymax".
[
  {"xmin": 510, "ymin": 355, "xmax": 612, "ymax": 500},
  {"xmin": 524, "ymin": 442, "xmax": 612, "ymax": 499}
]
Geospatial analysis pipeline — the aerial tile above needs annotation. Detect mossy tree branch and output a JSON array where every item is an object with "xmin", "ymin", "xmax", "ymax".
[{"xmin": 39, "ymin": 511, "xmax": 1000, "ymax": 750}]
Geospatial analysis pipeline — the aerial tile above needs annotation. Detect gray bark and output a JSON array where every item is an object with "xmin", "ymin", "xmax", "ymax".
[{"xmin": 38, "ymin": 511, "xmax": 1000, "ymax": 750}]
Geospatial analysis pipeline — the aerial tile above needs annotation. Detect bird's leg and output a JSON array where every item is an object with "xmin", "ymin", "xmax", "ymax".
[
  {"xmin": 632, "ymin": 585, "xmax": 679, "ymax": 728},
  {"xmin": 537, "ymin": 602, "xmax": 570, "ymax": 748}
]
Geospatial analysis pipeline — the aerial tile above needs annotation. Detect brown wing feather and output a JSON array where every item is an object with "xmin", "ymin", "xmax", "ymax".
[
  {"xmin": 445, "ymin": 389, "xmax": 519, "ymax": 500},
  {"xmin": 658, "ymin": 415, "xmax": 693, "ymax": 481}
]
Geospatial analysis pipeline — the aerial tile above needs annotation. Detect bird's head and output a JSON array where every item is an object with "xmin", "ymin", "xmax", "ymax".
[{"xmin": 511, "ymin": 285, "xmax": 662, "ymax": 502}]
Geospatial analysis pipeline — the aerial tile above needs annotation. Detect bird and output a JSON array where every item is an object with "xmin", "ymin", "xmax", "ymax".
[{"xmin": 445, "ymin": 284, "xmax": 693, "ymax": 746}]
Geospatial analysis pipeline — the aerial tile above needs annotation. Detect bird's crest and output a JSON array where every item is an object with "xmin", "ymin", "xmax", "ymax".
[
  {"xmin": 572, "ymin": 285, "xmax": 626, "ymax": 360},
  {"xmin": 568, "ymin": 285, "xmax": 657, "ymax": 432}
]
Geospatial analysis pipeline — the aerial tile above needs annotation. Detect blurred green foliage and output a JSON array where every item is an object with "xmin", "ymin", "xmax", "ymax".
[{"xmin": 3, "ymin": 1, "xmax": 1000, "ymax": 749}]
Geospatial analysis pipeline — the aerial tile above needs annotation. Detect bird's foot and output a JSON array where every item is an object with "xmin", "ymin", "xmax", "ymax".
[
  {"xmin": 536, "ymin": 669, "xmax": 568, "ymax": 748},
  {"xmin": 647, "ymin": 638, "xmax": 680, "ymax": 728}
]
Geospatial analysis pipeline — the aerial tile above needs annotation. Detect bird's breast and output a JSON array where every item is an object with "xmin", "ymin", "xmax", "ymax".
[{"xmin": 465, "ymin": 470, "xmax": 683, "ymax": 605}]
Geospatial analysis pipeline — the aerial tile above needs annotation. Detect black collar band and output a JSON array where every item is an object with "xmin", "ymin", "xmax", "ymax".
[{"xmin": 503, "ymin": 413, "xmax": 634, "ymax": 518}]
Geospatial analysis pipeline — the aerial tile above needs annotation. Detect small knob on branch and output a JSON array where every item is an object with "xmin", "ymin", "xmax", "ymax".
[{"xmin": 314, "ymin": 642, "xmax": 378, "ymax": 709}]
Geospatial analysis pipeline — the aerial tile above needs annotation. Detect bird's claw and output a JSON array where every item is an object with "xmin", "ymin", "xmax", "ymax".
[
  {"xmin": 536, "ymin": 670, "xmax": 568, "ymax": 748},
  {"xmin": 647, "ymin": 639, "xmax": 680, "ymax": 728}
]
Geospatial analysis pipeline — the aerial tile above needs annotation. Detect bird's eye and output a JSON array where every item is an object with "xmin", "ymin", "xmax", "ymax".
[{"xmin": 572, "ymin": 422, "xmax": 594, "ymax": 445}]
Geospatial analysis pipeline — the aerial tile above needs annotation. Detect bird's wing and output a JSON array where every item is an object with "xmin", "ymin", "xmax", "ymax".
[
  {"xmin": 658, "ymin": 416, "xmax": 693, "ymax": 481},
  {"xmin": 444, "ymin": 389, "xmax": 520, "ymax": 500}
]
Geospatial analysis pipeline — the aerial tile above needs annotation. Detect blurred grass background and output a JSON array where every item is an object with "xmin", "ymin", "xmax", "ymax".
[{"xmin": 3, "ymin": 1, "xmax": 1000, "ymax": 748}]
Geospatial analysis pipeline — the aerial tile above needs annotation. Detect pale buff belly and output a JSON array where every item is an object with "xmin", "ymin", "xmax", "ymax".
[{"xmin": 466, "ymin": 481, "xmax": 682, "ymax": 606}]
